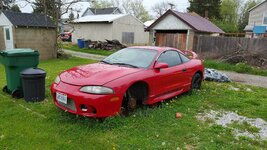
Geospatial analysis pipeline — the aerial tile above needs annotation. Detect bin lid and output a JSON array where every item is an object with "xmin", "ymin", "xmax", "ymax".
[
  {"xmin": 0, "ymin": 49, "xmax": 39, "ymax": 57},
  {"xmin": 21, "ymin": 68, "xmax": 46, "ymax": 77}
]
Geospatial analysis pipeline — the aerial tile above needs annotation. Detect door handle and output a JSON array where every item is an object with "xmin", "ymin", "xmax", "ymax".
[{"xmin": 182, "ymin": 68, "xmax": 187, "ymax": 72}]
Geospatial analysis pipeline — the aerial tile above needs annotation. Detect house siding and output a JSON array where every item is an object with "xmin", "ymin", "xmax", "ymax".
[
  {"xmin": 248, "ymin": 1, "xmax": 267, "ymax": 26},
  {"xmin": 152, "ymin": 14, "xmax": 192, "ymax": 30},
  {"xmin": 72, "ymin": 15, "xmax": 149, "ymax": 45},
  {"xmin": 13, "ymin": 27, "xmax": 56, "ymax": 60},
  {"xmin": 0, "ymin": 13, "xmax": 13, "ymax": 50},
  {"xmin": 72, "ymin": 23, "xmax": 113, "ymax": 43},
  {"xmin": 112, "ymin": 15, "xmax": 149, "ymax": 45}
]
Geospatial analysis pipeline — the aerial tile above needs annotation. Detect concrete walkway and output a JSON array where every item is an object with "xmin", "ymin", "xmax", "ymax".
[
  {"xmin": 63, "ymin": 49, "xmax": 267, "ymax": 88},
  {"xmin": 221, "ymin": 71, "xmax": 267, "ymax": 88},
  {"xmin": 63, "ymin": 49, "xmax": 106, "ymax": 61}
]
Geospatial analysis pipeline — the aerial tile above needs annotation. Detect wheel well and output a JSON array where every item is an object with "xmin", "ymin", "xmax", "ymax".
[
  {"xmin": 195, "ymin": 70, "xmax": 203, "ymax": 78},
  {"xmin": 127, "ymin": 81, "xmax": 149, "ymax": 105}
]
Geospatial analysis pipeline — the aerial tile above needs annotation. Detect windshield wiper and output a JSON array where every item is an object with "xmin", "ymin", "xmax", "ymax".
[
  {"xmin": 100, "ymin": 60, "xmax": 112, "ymax": 65},
  {"xmin": 112, "ymin": 63, "xmax": 139, "ymax": 68}
]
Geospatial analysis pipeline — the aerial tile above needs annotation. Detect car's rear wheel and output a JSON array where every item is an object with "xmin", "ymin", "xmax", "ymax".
[{"xmin": 191, "ymin": 73, "xmax": 202, "ymax": 89}]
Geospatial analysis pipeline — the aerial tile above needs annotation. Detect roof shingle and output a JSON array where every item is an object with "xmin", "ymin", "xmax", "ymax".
[
  {"xmin": 172, "ymin": 10, "xmax": 224, "ymax": 33},
  {"xmin": 2, "ymin": 11, "xmax": 56, "ymax": 28},
  {"xmin": 147, "ymin": 10, "xmax": 224, "ymax": 33}
]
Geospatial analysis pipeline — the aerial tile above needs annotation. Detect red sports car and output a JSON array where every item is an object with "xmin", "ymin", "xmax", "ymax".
[{"xmin": 51, "ymin": 46, "xmax": 204, "ymax": 118}]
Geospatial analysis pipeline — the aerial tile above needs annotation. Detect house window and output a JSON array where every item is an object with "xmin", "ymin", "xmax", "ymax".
[
  {"xmin": 264, "ymin": 12, "xmax": 267, "ymax": 24},
  {"xmin": 122, "ymin": 32, "xmax": 134, "ymax": 44},
  {"xmin": 263, "ymin": 15, "xmax": 267, "ymax": 24},
  {"xmin": 5, "ymin": 28, "xmax": 10, "ymax": 40}
]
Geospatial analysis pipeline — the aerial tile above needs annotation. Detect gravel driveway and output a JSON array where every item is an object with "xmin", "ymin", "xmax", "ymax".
[
  {"xmin": 221, "ymin": 71, "xmax": 267, "ymax": 88},
  {"xmin": 63, "ymin": 49, "xmax": 106, "ymax": 61}
]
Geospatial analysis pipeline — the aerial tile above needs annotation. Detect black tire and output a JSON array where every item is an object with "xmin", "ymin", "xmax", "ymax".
[
  {"xmin": 2, "ymin": 86, "xmax": 8, "ymax": 93},
  {"xmin": 191, "ymin": 73, "xmax": 202, "ymax": 89},
  {"xmin": 11, "ymin": 89, "xmax": 23, "ymax": 99}
]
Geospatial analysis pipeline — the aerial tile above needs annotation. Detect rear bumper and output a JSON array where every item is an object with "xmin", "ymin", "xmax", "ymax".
[{"xmin": 50, "ymin": 81, "xmax": 123, "ymax": 118}]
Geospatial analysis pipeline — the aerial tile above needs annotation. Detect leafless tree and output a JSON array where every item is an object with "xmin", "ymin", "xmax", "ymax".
[
  {"xmin": 110, "ymin": 0, "xmax": 151, "ymax": 22},
  {"xmin": 151, "ymin": 1, "xmax": 176, "ymax": 18},
  {"xmin": 0, "ymin": 0, "xmax": 16, "ymax": 10}
]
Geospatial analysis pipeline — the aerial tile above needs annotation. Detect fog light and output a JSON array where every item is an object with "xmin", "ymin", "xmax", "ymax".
[
  {"xmin": 80, "ymin": 104, "xmax": 96, "ymax": 114},
  {"xmin": 81, "ymin": 104, "xmax": 87, "ymax": 112}
]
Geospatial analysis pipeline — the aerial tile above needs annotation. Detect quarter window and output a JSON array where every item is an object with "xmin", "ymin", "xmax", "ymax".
[
  {"xmin": 157, "ymin": 50, "xmax": 182, "ymax": 67},
  {"xmin": 179, "ymin": 53, "xmax": 190, "ymax": 63}
]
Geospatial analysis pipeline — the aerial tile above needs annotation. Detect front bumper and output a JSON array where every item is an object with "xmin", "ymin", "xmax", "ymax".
[{"xmin": 51, "ymin": 81, "xmax": 123, "ymax": 118}]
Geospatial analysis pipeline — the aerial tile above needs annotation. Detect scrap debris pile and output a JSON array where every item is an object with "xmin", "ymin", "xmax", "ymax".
[
  {"xmin": 84, "ymin": 39, "xmax": 127, "ymax": 50},
  {"xmin": 219, "ymin": 50, "xmax": 267, "ymax": 69},
  {"xmin": 204, "ymin": 68, "xmax": 231, "ymax": 82}
]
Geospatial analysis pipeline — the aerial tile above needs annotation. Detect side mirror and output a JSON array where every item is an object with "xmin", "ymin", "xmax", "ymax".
[{"xmin": 154, "ymin": 62, "xmax": 169, "ymax": 69}]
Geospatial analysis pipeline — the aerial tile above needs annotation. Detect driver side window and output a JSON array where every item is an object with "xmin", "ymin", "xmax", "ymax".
[{"xmin": 157, "ymin": 50, "xmax": 182, "ymax": 67}]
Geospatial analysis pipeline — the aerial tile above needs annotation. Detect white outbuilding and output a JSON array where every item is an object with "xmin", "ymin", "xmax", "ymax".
[{"xmin": 72, "ymin": 14, "xmax": 149, "ymax": 45}]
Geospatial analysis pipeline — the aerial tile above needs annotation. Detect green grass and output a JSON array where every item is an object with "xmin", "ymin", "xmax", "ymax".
[
  {"xmin": 62, "ymin": 44, "xmax": 115, "ymax": 56},
  {"xmin": 0, "ymin": 57, "xmax": 266, "ymax": 149},
  {"xmin": 204, "ymin": 59, "xmax": 267, "ymax": 76}
]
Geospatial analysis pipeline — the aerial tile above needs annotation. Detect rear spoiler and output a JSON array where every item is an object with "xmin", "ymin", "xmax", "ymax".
[{"xmin": 180, "ymin": 50, "xmax": 198, "ymax": 59}]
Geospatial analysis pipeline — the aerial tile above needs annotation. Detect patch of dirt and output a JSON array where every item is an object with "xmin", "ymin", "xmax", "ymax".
[{"xmin": 197, "ymin": 110, "xmax": 267, "ymax": 141}]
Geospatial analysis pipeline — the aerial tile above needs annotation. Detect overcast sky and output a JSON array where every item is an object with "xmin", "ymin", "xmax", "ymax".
[
  {"xmin": 17, "ymin": 0, "xmax": 190, "ymax": 13},
  {"xmin": 143, "ymin": 0, "xmax": 189, "ymax": 12}
]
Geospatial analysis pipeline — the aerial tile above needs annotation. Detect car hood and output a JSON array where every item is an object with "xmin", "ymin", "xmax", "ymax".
[{"xmin": 60, "ymin": 63, "xmax": 143, "ymax": 86}]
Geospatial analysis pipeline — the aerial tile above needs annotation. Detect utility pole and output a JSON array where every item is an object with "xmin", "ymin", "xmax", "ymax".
[{"xmin": 168, "ymin": 3, "xmax": 175, "ymax": 10}]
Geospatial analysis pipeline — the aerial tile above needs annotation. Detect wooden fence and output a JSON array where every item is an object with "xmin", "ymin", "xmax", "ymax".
[{"xmin": 193, "ymin": 35, "xmax": 267, "ymax": 58}]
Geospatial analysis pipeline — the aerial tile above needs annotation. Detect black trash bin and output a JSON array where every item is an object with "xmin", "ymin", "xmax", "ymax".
[{"xmin": 20, "ymin": 68, "xmax": 46, "ymax": 102}]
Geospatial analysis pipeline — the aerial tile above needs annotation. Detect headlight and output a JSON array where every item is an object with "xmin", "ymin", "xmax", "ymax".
[
  {"xmin": 80, "ymin": 86, "xmax": 114, "ymax": 94},
  {"xmin": 54, "ymin": 76, "xmax": 61, "ymax": 84}
]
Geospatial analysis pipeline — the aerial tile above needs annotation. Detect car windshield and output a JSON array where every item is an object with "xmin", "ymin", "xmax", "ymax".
[{"xmin": 102, "ymin": 48, "xmax": 158, "ymax": 68}]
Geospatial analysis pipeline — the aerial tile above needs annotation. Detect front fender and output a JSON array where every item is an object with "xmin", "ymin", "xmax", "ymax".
[{"xmin": 104, "ymin": 70, "xmax": 154, "ymax": 100}]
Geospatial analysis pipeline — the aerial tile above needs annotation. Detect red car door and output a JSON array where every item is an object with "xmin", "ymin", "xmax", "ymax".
[{"xmin": 152, "ymin": 50, "xmax": 187, "ymax": 97}]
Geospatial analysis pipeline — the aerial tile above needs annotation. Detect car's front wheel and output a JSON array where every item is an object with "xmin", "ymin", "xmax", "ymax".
[
  {"xmin": 191, "ymin": 73, "xmax": 202, "ymax": 89},
  {"xmin": 120, "ymin": 82, "xmax": 148, "ymax": 116},
  {"xmin": 120, "ymin": 91, "xmax": 138, "ymax": 116}
]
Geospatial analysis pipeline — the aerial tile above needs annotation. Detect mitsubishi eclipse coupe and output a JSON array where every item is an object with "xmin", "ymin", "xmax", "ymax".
[{"xmin": 51, "ymin": 46, "xmax": 204, "ymax": 118}]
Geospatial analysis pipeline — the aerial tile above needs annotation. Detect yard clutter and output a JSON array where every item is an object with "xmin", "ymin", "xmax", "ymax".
[
  {"xmin": 21, "ymin": 68, "xmax": 46, "ymax": 102},
  {"xmin": 0, "ymin": 49, "xmax": 39, "ymax": 98},
  {"xmin": 175, "ymin": 112, "xmax": 183, "ymax": 119},
  {"xmin": 219, "ymin": 50, "xmax": 267, "ymax": 69},
  {"xmin": 83, "ymin": 39, "xmax": 127, "ymax": 50},
  {"xmin": 204, "ymin": 68, "xmax": 231, "ymax": 82},
  {"xmin": 0, "ymin": 49, "xmax": 46, "ymax": 101}
]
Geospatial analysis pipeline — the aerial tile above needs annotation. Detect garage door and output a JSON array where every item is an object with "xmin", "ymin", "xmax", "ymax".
[{"xmin": 155, "ymin": 33, "xmax": 187, "ymax": 50}]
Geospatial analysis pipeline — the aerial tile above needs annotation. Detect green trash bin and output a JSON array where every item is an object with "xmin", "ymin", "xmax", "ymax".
[{"xmin": 0, "ymin": 49, "xmax": 39, "ymax": 98}]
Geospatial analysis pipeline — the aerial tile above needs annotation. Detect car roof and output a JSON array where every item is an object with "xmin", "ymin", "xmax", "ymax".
[{"xmin": 129, "ymin": 46, "xmax": 182, "ymax": 53}]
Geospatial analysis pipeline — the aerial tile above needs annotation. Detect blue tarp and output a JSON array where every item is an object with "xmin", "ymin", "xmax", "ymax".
[{"xmin": 253, "ymin": 26, "xmax": 267, "ymax": 34}]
